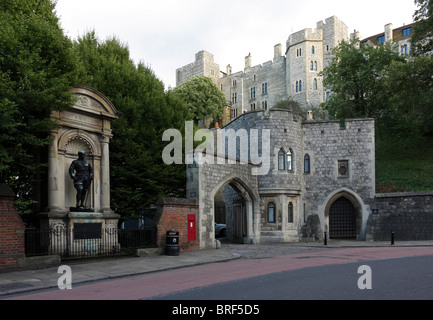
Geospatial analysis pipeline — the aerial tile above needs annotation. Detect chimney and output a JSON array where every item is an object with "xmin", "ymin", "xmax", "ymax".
[
  {"xmin": 385, "ymin": 23, "xmax": 393, "ymax": 43},
  {"xmin": 245, "ymin": 53, "xmax": 252, "ymax": 69},
  {"xmin": 350, "ymin": 30, "xmax": 360, "ymax": 48},
  {"xmin": 226, "ymin": 64, "xmax": 232, "ymax": 76},
  {"xmin": 274, "ymin": 44, "xmax": 282, "ymax": 58}
]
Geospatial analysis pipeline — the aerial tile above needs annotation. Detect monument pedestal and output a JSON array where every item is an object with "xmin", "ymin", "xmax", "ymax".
[{"xmin": 40, "ymin": 211, "xmax": 120, "ymax": 257}]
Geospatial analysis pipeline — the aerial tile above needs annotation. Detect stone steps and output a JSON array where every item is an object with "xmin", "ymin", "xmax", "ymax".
[{"xmin": 260, "ymin": 231, "xmax": 284, "ymax": 243}]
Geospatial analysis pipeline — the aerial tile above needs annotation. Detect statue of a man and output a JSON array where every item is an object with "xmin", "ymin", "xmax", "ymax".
[{"xmin": 69, "ymin": 150, "xmax": 93, "ymax": 210}]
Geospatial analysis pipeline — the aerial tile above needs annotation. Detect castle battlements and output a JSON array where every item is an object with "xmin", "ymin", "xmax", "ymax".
[{"xmin": 176, "ymin": 15, "xmax": 415, "ymax": 121}]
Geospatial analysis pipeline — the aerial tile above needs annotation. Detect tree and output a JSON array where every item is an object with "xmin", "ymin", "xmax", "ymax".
[
  {"xmin": 0, "ymin": 0, "xmax": 77, "ymax": 214},
  {"xmin": 272, "ymin": 99, "xmax": 328, "ymax": 120},
  {"xmin": 73, "ymin": 32, "xmax": 191, "ymax": 221},
  {"xmin": 412, "ymin": 0, "xmax": 433, "ymax": 56},
  {"xmin": 173, "ymin": 76, "xmax": 227, "ymax": 123},
  {"xmin": 383, "ymin": 54, "xmax": 433, "ymax": 138},
  {"xmin": 321, "ymin": 39, "xmax": 404, "ymax": 121}
]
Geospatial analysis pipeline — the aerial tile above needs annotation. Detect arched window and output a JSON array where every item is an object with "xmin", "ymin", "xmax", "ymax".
[
  {"xmin": 312, "ymin": 46, "xmax": 315, "ymax": 54},
  {"xmin": 310, "ymin": 61, "xmax": 314, "ymax": 70},
  {"xmin": 287, "ymin": 148, "xmax": 294, "ymax": 172},
  {"xmin": 268, "ymin": 202, "xmax": 275, "ymax": 223},
  {"xmin": 288, "ymin": 202, "xmax": 294, "ymax": 223},
  {"xmin": 314, "ymin": 61, "xmax": 317, "ymax": 71},
  {"xmin": 304, "ymin": 154, "xmax": 310, "ymax": 174},
  {"xmin": 296, "ymin": 81, "xmax": 299, "ymax": 92},
  {"xmin": 299, "ymin": 80, "xmax": 302, "ymax": 92},
  {"xmin": 278, "ymin": 149, "xmax": 286, "ymax": 170},
  {"xmin": 313, "ymin": 78, "xmax": 318, "ymax": 90}
]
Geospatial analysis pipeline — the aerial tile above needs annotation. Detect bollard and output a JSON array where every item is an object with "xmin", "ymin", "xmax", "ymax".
[
  {"xmin": 324, "ymin": 231, "xmax": 327, "ymax": 246},
  {"xmin": 391, "ymin": 231, "xmax": 395, "ymax": 245}
]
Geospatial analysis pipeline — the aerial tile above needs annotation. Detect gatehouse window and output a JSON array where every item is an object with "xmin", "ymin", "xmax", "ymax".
[
  {"xmin": 313, "ymin": 78, "xmax": 318, "ymax": 90},
  {"xmin": 268, "ymin": 202, "xmax": 276, "ymax": 223},
  {"xmin": 304, "ymin": 154, "xmax": 310, "ymax": 174},
  {"xmin": 278, "ymin": 149, "xmax": 286, "ymax": 170},
  {"xmin": 288, "ymin": 202, "xmax": 294, "ymax": 223},
  {"xmin": 287, "ymin": 148, "xmax": 294, "ymax": 172}
]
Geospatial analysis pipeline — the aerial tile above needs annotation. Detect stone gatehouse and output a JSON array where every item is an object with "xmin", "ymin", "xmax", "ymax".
[{"xmin": 187, "ymin": 108, "xmax": 376, "ymax": 249}]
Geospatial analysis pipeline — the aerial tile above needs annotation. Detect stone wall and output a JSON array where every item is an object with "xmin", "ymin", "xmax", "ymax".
[
  {"xmin": 154, "ymin": 198, "xmax": 199, "ymax": 252},
  {"xmin": 302, "ymin": 118, "xmax": 376, "ymax": 239},
  {"xmin": 187, "ymin": 109, "xmax": 376, "ymax": 244},
  {"xmin": 219, "ymin": 52, "xmax": 287, "ymax": 117},
  {"xmin": 0, "ymin": 186, "xmax": 26, "ymax": 271},
  {"xmin": 367, "ymin": 192, "xmax": 433, "ymax": 241}
]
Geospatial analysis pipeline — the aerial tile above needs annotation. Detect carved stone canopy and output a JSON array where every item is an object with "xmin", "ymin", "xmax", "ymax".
[
  {"xmin": 47, "ymin": 85, "xmax": 119, "ymax": 215},
  {"xmin": 70, "ymin": 85, "xmax": 118, "ymax": 121}
]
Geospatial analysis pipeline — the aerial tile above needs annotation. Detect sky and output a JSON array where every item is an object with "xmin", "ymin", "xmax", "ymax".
[{"xmin": 55, "ymin": 0, "xmax": 418, "ymax": 89}]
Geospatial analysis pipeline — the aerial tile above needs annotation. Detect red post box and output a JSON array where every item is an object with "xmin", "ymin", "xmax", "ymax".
[{"xmin": 188, "ymin": 214, "xmax": 196, "ymax": 241}]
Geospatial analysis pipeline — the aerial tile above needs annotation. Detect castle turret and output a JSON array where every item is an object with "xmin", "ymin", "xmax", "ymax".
[
  {"xmin": 226, "ymin": 64, "xmax": 232, "ymax": 76},
  {"xmin": 274, "ymin": 44, "xmax": 282, "ymax": 58},
  {"xmin": 245, "ymin": 53, "xmax": 252, "ymax": 69}
]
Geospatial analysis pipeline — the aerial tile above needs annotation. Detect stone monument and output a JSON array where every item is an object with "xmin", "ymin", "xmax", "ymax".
[{"xmin": 40, "ymin": 85, "xmax": 119, "ymax": 256}]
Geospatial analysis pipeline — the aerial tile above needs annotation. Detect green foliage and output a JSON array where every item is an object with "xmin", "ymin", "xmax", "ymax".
[
  {"xmin": 173, "ymin": 76, "xmax": 227, "ymax": 122},
  {"xmin": 0, "ymin": 0, "xmax": 59, "ymax": 24},
  {"xmin": 0, "ymin": 0, "xmax": 76, "ymax": 213},
  {"xmin": 412, "ymin": 0, "xmax": 433, "ymax": 56},
  {"xmin": 272, "ymin": 99, "xmax": 328, "ymax": 120},
  {"xmin": 272, "ymin": 99, "xmax": 302, "ymax": 112},
  {"xmin": 321, "ymin": 19, "xmax": 433, "ymax": 192},
  {"xmin": 73, "ymin": 32, "xmax": 191, "ymax": 220},
  {"xmin": 321, "ymin": 39, "xmax": 404, "ymax": 120}
]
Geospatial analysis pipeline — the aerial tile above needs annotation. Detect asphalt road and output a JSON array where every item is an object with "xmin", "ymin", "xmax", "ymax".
[
  {"xmin": 150, "ymin": 255, "xmax": 433, "ymax": 300},
  {"xmin": 4, "ymin": 246, "xmax": 433, "ymax": 301}
]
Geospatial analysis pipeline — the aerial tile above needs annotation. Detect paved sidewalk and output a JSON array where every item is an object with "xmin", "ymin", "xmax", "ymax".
[{"xmin": 1, "ymin": 240, "xmax": 432, "ymax": 297}]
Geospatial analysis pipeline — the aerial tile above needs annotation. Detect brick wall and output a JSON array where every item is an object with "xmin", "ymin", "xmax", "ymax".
[
  {"xmin": 155, "ymin": 198, "xmax": 199, "ymax": 252},
  {"xmin": 0, "ymin": 185, "xmax": 26, "ymax": 271}
]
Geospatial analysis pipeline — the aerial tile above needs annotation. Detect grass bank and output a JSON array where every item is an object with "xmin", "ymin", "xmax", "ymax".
[{"xmin": 375, "ymin": 136, "xmax": 433, "ymax": 193}]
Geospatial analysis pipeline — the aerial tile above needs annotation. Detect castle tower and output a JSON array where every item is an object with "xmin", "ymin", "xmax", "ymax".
[
  {"xmin": 286, "ymin": 16, "xmax": 348, "ymax": 107},
  {"xmin": 176, "ymin": 50, "xmax": 220, "ymax": 86}
]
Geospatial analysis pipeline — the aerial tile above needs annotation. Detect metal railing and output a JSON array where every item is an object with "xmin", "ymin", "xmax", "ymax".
[{"xmin": 25, "ymin": 227, "xmax": 157, "ymax": 262}]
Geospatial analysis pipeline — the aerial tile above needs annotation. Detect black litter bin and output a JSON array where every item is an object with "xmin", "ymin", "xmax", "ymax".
[{"xmin": 165, "ymin": 230, "xmax": 180, "ymax": 256}]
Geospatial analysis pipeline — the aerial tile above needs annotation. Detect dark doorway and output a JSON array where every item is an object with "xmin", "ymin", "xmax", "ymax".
[
  {"xmin": 329, "ymin": 197, "xmax": 356, "ymax": 239},
  {"xmin": 232, "ymin": 198, "xmax": 246, "ymax": 244}
]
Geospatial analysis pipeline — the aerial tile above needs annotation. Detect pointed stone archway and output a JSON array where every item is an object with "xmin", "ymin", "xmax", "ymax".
[
  {"xmin": 187, "ymin": 152, "xmax": 261, "ymax": 249},
  {"xmin": 210, "ymin": 175, "xmax": 258, "ymax": 245},
  {"xmin": 323, "ymin": 188, "xmax": 370, "ymax": 240}
]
